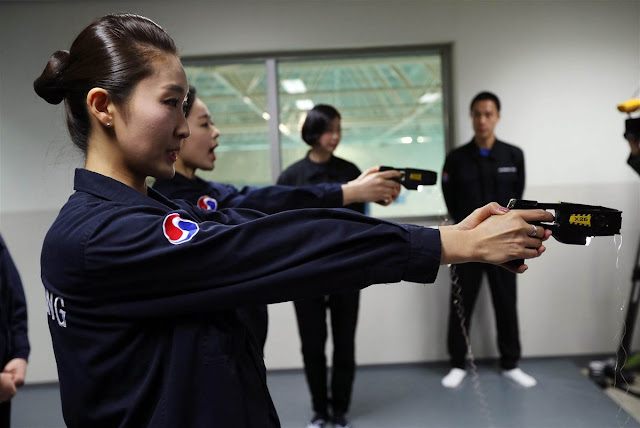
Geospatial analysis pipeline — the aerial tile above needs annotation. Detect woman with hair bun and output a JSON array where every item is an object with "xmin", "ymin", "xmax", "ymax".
[{"xmin": 35, "ymin": 13, "xmax": 552, "ymax": 428}]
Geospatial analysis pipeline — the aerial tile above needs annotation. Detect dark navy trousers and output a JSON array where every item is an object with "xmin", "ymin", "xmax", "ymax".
[
  {"xmin": 294, "ymin": 290, "xmax": 360, "ymax": 416},
  {"xmin": 447, "ymin": 263, "xmax": 520, "ymax": 370}
]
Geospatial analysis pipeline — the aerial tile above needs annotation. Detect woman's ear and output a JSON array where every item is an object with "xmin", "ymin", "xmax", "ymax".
[{"xmin": 86, "ymin": 88, "xmax": 114, "ymax": 129}]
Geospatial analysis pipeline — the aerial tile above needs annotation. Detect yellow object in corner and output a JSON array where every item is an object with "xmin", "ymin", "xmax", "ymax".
[{"xmin": 618, "ymin": 98, "xmax": 640, "ymax": 113}]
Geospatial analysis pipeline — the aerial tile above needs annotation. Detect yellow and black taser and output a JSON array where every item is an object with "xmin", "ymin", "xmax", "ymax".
[
  {"xmin": 507, "ymin": 199, "xmax": 622, "ymax": 245},
  {"xmin": 379, "ymin": 166, "xmax": 437, "ymax": 190}
]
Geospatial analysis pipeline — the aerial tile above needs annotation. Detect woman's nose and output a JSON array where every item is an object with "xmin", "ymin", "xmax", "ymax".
[{"xmin": 177, "ymin": 116, "xmax": 190, "ymax": 139}]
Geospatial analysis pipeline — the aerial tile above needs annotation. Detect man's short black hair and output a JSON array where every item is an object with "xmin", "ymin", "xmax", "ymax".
[
  {"xmin": 470, "ymin": 91, "xmax": 501, "ymax": 112},
  {"xmin": 301, "ymin": 104, "xmax": 341, "ymax": 146}
]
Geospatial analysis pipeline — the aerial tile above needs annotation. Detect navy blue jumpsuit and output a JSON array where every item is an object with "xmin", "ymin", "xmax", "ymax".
[
  {"xmin": 153, "ymin": 172, "xmax": 348, "ymax": 352},
  {"xmin": 0, "ymin": 234, "xmax": 30, "ymax": 428},
  {"xmin": 42, "ymin": 169, "xmax": 441, "ymax": 428},
  {"xmin": 442, "ymin": 139, "xmax": 525, "ymax": 370},
  {"xmin": 277, "ymin": 153, "xmax": 364, "ymax": 418}
]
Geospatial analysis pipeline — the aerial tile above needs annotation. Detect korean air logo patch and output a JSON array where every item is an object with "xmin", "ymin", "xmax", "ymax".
[
  {"xmin": 197, "ymin": 195, "xmax": 218, "ymax": 211},
  {"xmin": 163, "ymin": 213, "xmax": 199, "ymax": 245}
]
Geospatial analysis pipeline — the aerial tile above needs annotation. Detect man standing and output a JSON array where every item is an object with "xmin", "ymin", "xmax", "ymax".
[{"xmin": 441, "ymin": 92, "xmax": 535, "ymax": 388}]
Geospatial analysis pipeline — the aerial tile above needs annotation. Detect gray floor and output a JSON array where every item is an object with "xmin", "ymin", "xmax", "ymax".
[{"xmin": 10, "ymin": 358, "xmax": 640, "ymax": 428}]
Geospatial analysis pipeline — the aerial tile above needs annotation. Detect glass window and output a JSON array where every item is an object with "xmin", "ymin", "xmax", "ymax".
[{"xmin": 182, "ymin": 47, "xmax": 450, "ymax": 219}]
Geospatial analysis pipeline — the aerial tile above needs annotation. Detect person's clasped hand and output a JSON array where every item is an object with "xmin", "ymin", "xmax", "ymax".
[
  {"xmin": 3, "ymin": 358, "xmax": 27, "ymax": 388},
  {"xmin": 460, "ymin": 202, "xmax": 553, "ymax": 273},
  {"xmin": 0, "ymin": 373, "xmax": 16, "ymax": 403}
]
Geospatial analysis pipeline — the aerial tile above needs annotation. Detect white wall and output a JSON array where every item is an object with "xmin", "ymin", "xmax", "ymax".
[{"xmin": 0, "ymin": 0, "xmax": 639, "ymax": 383}]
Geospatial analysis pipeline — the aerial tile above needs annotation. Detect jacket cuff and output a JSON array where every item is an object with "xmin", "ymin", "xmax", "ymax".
[
  {"xmin": 327, "ymin": 183, "xmax": 344, "ymax": 207},
  {"xmin": 404, "ymin": 225, "xmax": 441, "ymax": 284},
  {"xmin": 10, "ymin": 349, "xmax": 29, "ymax": 361},
  {"xmin": 11, "ymin": 337, "xmax": 30, "ymax": 361}
]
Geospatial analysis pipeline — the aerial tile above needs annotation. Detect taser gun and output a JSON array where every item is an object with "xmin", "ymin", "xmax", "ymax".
[
  {"xmin": 506, "ymin": 199, "xmax": 622, "ymax": 245},
  {"xmin": 379, "ymin": 166, "xmax": 438, "ymax": 190},
  {"xmin": 506, "ymin": 199, "xmax": 622, "ymax": 267}
]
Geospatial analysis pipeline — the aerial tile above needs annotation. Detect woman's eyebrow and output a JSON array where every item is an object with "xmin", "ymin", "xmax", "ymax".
[{"xmin": 163, "ymin": 83, "xmax": 186, "ymax": 95}]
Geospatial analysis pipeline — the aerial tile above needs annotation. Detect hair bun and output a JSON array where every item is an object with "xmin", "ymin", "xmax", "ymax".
[{"xmin": 33, "ymin": 50, "xmax": 70, "ymax": 105}]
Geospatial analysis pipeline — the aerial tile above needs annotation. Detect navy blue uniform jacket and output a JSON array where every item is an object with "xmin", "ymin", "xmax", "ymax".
[
  {"xmin": 277, "ymin": 153, "xmax": 365, "ymax": 214},
  {"xmin": 153, "ymin": 172, "xmax": 344, "ymax": 214},
  {"xmin": 442, "ymin": 139, "xmax": 525, "ymax": 223},
  {"xmin": 153, "ymin": 169, "xmax": 353, "ymax": 352},
  {"xmin": 0, "ymin": 235, "xmax": 30, "ymax": 366},
  {"xmin": 42, "ymin": 169, "xmax": 441, "ymax": 428}
]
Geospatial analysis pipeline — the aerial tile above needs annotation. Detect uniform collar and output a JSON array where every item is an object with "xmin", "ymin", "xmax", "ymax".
[
  {"xmin": 74, "ymin": 168, "xmax": 181, "ymax": 210},
  {"xmin": 469, "ymin": 138, "xmax": 504, "ymax": 159},
  {"xmin": 305, "ymin": 151, "xmax": 335, "ymax": 166}
]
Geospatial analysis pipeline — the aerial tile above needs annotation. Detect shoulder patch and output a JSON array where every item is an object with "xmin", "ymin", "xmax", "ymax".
[
  {"xmin": 163, "ymin": 213, "xmax": 199, "ymax": 245},
  {"xmin": 197, "ymin": 195, "xmax": 218, "ymax": 211}
]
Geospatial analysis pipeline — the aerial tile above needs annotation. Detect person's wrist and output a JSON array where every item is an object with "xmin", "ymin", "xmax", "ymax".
[
  {"xmin": 341, "ymin": 183, "xmax": 355, "ymax": 205},
  {"xmin": 439, "ymin": 226, "xmax": 473, "ymax": 264},
  {"xmin": 466, "ymin": 227, "xmax": 484, "ymax": 262}
]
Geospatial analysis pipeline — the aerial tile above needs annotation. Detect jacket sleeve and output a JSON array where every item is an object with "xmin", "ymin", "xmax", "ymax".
[
  {"xmin": 0, "ymin": 237, "xmax": 29, "ymax": 360},
  {"xmin": 215, "ymin": 183, "xmax": 344, "ymax": 214},
  {"xmin": 42, "ymin": 207, "xmax": 441, "ymax": 321}
]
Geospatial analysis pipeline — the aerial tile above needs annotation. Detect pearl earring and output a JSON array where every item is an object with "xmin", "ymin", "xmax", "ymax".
[{"xmin": 106, "ymin": 123, "xmax": 111, "ymax": 128}]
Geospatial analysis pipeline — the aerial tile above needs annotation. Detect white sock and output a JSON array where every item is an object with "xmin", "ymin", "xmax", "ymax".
[
  {"xmin": 502, "ymin": 367, "xmax": 537, "ymax": 387},
  {"xmin": 442, "ymin": 368, "xmax": 467, "ymax": 388}
]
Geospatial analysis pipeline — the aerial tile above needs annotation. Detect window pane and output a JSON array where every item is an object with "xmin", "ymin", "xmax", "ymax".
[
  {"xmin": 184, "ymin": 63, "xmax": 272, "ymax": 187},
  {"xmin": 278, "ymin": 53, "xmax": 448, "ymax": 218}
]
